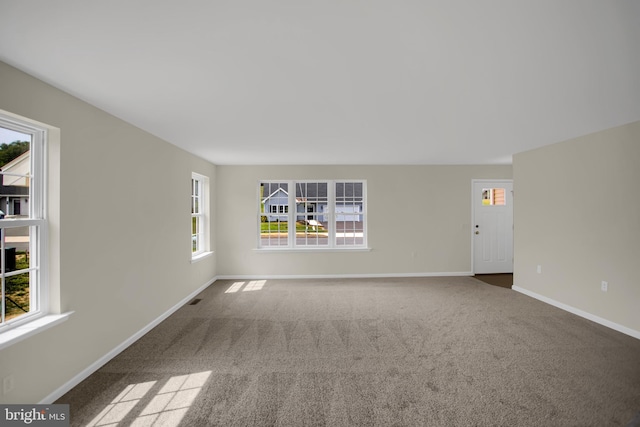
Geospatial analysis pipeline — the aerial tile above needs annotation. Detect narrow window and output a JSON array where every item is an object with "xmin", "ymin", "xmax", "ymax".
[
  {"xmin": 295, "ymin": 182, "xmax": 329, "ymax": 247},
  {"xmin": 335, "ymin": 181, "xmax": 366, "ymax": 246},
  {"xmin": 0, "ymin": 115, "xmax": 46, "ymax": 329},
  {"xmin": 259, "ymin": 182, "xmax": 289, "ymax": 247},
  {"xmin": 191, "ymin": 173, "xmax": 209, "ymax": 257}
]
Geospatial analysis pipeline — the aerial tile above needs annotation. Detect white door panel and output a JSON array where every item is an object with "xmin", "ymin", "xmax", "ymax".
[{"xmin": 473, "ymin": 180, "xmax": 513, "ymax": 274}]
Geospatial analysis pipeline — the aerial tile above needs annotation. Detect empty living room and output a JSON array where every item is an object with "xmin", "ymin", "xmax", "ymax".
[{"xmin": 0, "ymin": 1, "xmax": 639, "ymax": 426}]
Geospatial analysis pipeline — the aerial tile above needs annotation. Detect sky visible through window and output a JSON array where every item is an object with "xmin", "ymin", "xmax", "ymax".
[{"xmin": 0, "ymin": 127, "xmax": 28, "ymax": 144}]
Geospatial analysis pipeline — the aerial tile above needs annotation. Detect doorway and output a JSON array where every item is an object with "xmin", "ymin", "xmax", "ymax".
[{"xmin": 472, "ymin": 180, "xmax": 513, "ymax": 274}]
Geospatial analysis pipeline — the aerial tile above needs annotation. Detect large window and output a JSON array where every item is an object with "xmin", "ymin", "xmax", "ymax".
[
  {"xmin": 258, "ymin": 180, "xmax": 367, "ymax": 249},
  {"xmin": 191, "ymin": 172, "xmax": 210, "ymax": 258},
  {"xmin": 0, "ymin": 115, "xmax": 46, "ymax": 330}
]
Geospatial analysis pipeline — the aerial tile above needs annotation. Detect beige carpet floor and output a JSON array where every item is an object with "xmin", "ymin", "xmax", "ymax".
[{"xmin": 57, "ymin": 277, "xmax": 640, "ymax": 426}]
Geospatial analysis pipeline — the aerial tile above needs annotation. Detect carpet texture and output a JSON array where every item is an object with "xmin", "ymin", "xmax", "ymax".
[{"xmin": 57, "ymin": 277, "xmax": 640, "ymax": 426}]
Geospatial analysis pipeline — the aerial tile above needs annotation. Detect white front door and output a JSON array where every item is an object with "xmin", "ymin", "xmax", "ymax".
[{"xmin": 472, "ymin": 180, "xmax": 513, "ymax": 274}]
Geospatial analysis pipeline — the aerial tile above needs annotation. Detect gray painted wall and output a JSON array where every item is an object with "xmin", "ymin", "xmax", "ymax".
[
  {"xmin": 0, "ymin": 62, "xmax": 217, "ymax": 403},
  {"xmin": 217, "ymin": 165, "xmax": 512, "ymax": 277},
  {"xmin": 513, "ymin": 120, "xmax": 640, "ymax": 334}
]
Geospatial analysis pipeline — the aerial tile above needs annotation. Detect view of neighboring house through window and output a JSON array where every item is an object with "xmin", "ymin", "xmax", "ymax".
[
  {"xmin": 260, "ymin": 182, "xmax": 289, "ymax": 247},
  {"xmin": 0, "ymin": 116, "xmax": 45, "ymax": 329},
  {"xmin": 191, "ymin": 173, "xmax": 209, "ymax": 257},
  {"xmin": 259, "ymin": 180, "xmax": 367, "ymax": 249},
  {"xmin": 269, "ymin": 205, "xmax": 288, "ymax": 214},
  {"xmin": 295, "ymin": 182, "xmax": 329, "ymax": 247}
]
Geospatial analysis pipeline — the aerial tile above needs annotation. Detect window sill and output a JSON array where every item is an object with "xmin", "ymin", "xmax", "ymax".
[
  {"xmin": 254, "ymin": 247, "xmax": 372, "ymax": 253},
  {"xmin": 191, "ymin": 251, "xmax": 214, "ymax": 263},
  {"xmin": 0, "ymin": 312, "xmax": 74, "ymax": 351}
]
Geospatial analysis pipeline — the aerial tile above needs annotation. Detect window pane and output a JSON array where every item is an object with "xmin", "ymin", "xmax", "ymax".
[
  {"xmin": 4, "ymin": 272, "xmax": 31, "ymax": 322},
  {"xmin": 3, "ymin": 226, "xmax": 30, "ymax": 270},
  {"xmin": 194, "ymin": 196, "xmax": 200, "ymax": 214},
  {"xmin": 2, "ymin": 225, "xmax": 33, "ymax": 323},
  {"xmin": 192, "ymin": 216, "xmax": 200, "ymax": 253},
  {"xmin": 482, "ymin": 188, "xmax": 506, "ymax": 206},
  {"xmin": 0, "ymin": 128, "xmax": 31, "ymax": 219},
  {"xmin": 261, "ymin": 182, "xmax": 289, "ymax": 218},
  {"xmin": 260, "ymin": 215, "xmax": 289, "ymax": 246}
]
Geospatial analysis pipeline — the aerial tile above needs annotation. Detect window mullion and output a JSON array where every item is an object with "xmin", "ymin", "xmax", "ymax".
[
  {"xmin": 31, "ymin": 226, "xmax": 39, "ymax": 313},
  {"xmin": 328, "ymin": 181, "xmax": 335, "ymax": 248},
  {"xmin": 288, "ymin": 180, "xmax": 295, "ymax": 247},
  {"xmin": 1, "ymin": 227, "xmax": 4, "ymax": 325},
  {"xmin": 361, "ymin": 181, "xmax": 367, "ymax": 248},
  {"xmin": 31, "ymin": 129, "xmax": 45, "ymax": 219}
]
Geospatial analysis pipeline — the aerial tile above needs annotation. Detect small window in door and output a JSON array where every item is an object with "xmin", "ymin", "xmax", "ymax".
[{"xmin": 482, "ymin": 188, "xmax": 506, "ymax": 206}]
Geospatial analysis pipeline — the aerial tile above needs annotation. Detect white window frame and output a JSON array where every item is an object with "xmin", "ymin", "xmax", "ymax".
[
  {"xmin": 257, "ymin": 180, "xmax": 368, "ymax": 251},
  {"xmin": 191, "ymin": 172, "xmax": 211, "ymax": 261},
  {"xmin": 0, "ymin": 111, "xmax": 70, "ymax": 349}
]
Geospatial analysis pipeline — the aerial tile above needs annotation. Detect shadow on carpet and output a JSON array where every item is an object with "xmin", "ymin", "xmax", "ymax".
[{"xmin": 473, "ymin": 273, "xmax": 513, "ymax": 289}]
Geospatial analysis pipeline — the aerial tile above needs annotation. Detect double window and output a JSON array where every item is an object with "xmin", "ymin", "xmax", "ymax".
[
  {"xmin": 0, "ymin": 114, "xmax": 46, "ymax": 330},
  {"xmin": 258, "ymin": 180, "xmax": 367, "ymax": 249}
]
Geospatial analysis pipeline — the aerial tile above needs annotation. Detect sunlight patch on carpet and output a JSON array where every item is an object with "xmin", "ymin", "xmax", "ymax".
[
  {"xmin": 225, "ymin": 280, "xmax": 267, "ymax": 293},
  {"xmin": 225, "ymin": 282, "xmax": 245, "ymax": 293},
  {"xmin": 243, "ymin": 280, "xmax": 266, "ymax": 292},
  {"xmin": 86, "ymin": 372, "xmax": 211, "ymax": 427}
]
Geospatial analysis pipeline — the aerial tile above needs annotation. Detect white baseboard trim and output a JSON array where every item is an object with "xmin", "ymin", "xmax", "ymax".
[
  {"xmin": 216, "ymin": 271, "xmax": 473, "ymax": 280},
  {"xmin": 40, "ymin": 277, "xmax": 218, "ymax": 404},
  {"xmin": 513, "ymin": 286, "xmax": 640, "ymax": 340}
]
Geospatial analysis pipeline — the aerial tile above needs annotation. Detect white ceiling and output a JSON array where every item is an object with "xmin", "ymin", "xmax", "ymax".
[{"xmin": 1, "ymin": 1, "xmax": 639, "ymax": 165}]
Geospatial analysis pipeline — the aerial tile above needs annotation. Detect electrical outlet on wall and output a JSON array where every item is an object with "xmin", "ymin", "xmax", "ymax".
[
  {"xmin": 536, "ymin": 265, "xmax": 542, "ymax": 274},
  {"xmin": 601, "ymin": 281, "xmax": 608, "ymax": 292}
]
